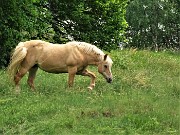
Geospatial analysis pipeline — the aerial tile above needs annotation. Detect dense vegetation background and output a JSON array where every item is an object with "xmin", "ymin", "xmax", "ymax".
[{"xmin": 0, "ymin": 0, "xmax": 179, "ymax": 68}]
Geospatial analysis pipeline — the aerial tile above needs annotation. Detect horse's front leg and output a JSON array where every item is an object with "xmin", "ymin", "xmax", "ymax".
[
  {"xmin": 81, "ymin": 69, "xmax": 96, "ymax": 90},
  {"xmin": 67, "ymin": 66, "xmax": 77, "ymax": 87}
]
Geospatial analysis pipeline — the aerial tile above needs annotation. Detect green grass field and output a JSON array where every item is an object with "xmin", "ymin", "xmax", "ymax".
[{"xmin": 0, "ymin": 50, "xmax": 179, "ymax": 134}]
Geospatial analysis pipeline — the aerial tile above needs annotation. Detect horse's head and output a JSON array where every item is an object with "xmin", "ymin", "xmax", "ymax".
[{"xmin": 98, "ymin": 54, "xmax": 113, "ymax": 83}]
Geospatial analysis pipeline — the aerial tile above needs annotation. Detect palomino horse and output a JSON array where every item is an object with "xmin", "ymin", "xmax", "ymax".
[{"xmin": 8, "ymin": 40, "xmax": 113, "ymax": 93}]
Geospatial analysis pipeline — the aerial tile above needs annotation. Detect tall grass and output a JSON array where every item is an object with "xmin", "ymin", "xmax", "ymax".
[{"xmin": 0, "ymin": 50, "xmax": 179, "ymax": 134}]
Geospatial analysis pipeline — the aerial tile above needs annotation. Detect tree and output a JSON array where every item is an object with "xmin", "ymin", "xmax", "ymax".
[
  {"xmin": 0, "ymin": 0, "xmax": 53, "ymax": 68},
  {"xmin": 0, "ymin": 0, "xmax": 128, "ymax": 68},
  {"xmin": 48, "ymin": 0, "xmax": 128, "ymax": 50},
  {"xmin": 126, "ymin": 0, "xmax": 179, "ymax": 50}
]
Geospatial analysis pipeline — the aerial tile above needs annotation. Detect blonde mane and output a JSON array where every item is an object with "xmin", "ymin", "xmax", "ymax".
[{"xmin": 67, "ymin": 41, "xmax": 104, "ymax": 56}]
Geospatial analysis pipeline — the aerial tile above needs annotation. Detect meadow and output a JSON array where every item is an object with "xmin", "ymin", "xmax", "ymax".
[{"xmin": 0, "ymin": 49, "xmax": 179, "ymax": 135}]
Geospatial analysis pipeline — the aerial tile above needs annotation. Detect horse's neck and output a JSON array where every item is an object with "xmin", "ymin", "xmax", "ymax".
[{"xmin": 87, "ymin": 54, "xmax": 103, "ymax": 65}]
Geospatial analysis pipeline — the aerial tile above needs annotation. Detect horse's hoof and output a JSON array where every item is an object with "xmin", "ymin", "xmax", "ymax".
[
  {"xmin": 30, "ymin": 87, "xmax": 36, "ymax": 92},
  {"xmin": 87, "ymin": 86, "xmax": 93, "ymax": 90},
  {"xmin": 15, "ymin": 87, "xmax": 21, "ymax": 94}
]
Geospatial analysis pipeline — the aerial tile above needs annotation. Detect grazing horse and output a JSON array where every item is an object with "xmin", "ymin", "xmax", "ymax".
[{"xmin": 7, "ymin": 40, "xmax": 113, "ymax": 93}]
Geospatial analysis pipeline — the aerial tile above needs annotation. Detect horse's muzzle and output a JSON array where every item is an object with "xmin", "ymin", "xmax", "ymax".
[{"xmin": 106, "ymin": 78, "xmax": 112, "ymax": 83}]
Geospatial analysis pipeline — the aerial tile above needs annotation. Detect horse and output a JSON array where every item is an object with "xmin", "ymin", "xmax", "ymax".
[{"xmin": 7, "ymin": 40, "xmax": 113, "ymax": 93}]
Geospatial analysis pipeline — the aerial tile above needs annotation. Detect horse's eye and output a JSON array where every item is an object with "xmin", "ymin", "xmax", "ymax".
[{"xmin": 104, "ymin": 65, "xmax": 108, "ymax": 68}]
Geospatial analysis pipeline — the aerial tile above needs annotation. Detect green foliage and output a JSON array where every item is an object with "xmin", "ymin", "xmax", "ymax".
[
  {"xmin": 0, "ymin": 0, "xmax": 54, "ymax": 68},
  {"xmin": 0, "ymin": 50, "xmax": 179, "ymax": 134},
  {"xmin": 0, "ymin": 0, "xmax": 128, "ymax": 68},
  {"xmin": 126, "ymin": 0, "xmax": 179, "ymax": 50},
  {"xmin": 48, "ymin": 0, "xmax": 128, "ymax": 50}
]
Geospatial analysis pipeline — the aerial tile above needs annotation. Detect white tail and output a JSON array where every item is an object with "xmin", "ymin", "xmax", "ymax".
[{"xmin": 7, "ymin": 42, "xmax": 27, "ymax": 82}]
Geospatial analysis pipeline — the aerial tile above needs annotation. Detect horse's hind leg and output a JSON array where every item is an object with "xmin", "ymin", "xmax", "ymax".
[
  {"xmin": 27, "ymin": 65, "xmax": 38, "ymax": 90},
  {"xmin": 14, "ymin": 67, "xmax": 29, "ymax": 93},
  {"xmin": 80, "ymin": 69, "xmax": 96, "ymax": 90}
]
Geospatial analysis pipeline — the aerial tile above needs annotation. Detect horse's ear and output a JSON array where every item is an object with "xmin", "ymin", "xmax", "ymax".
[{"xmin": 104, "ymin": 54, "xmax": 108, "ymax": 61}]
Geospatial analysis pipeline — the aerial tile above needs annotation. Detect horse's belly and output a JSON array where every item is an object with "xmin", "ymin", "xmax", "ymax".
[{"xmin": 38, "ymin": 63, "xmax": 68, "ymax": 73}]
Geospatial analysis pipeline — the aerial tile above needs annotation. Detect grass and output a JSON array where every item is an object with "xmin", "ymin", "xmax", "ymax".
[{"xmin": 0, "ymin": 49, "xmax": 179, "ymax": 134}]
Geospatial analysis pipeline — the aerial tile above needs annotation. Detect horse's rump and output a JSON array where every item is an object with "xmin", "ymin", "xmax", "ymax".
[{"xmin": 8, "ymin": 42, "xmax": 28, "ymax": 82}]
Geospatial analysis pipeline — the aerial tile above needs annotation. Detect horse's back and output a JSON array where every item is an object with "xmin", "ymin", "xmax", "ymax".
[
  {"xmin": 35, "ymin": 42, "xmax": 85, "ymax": 73},
  {"xmin": 23, "ymin": 40, "xmax": 45, "ymax": 47}
]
